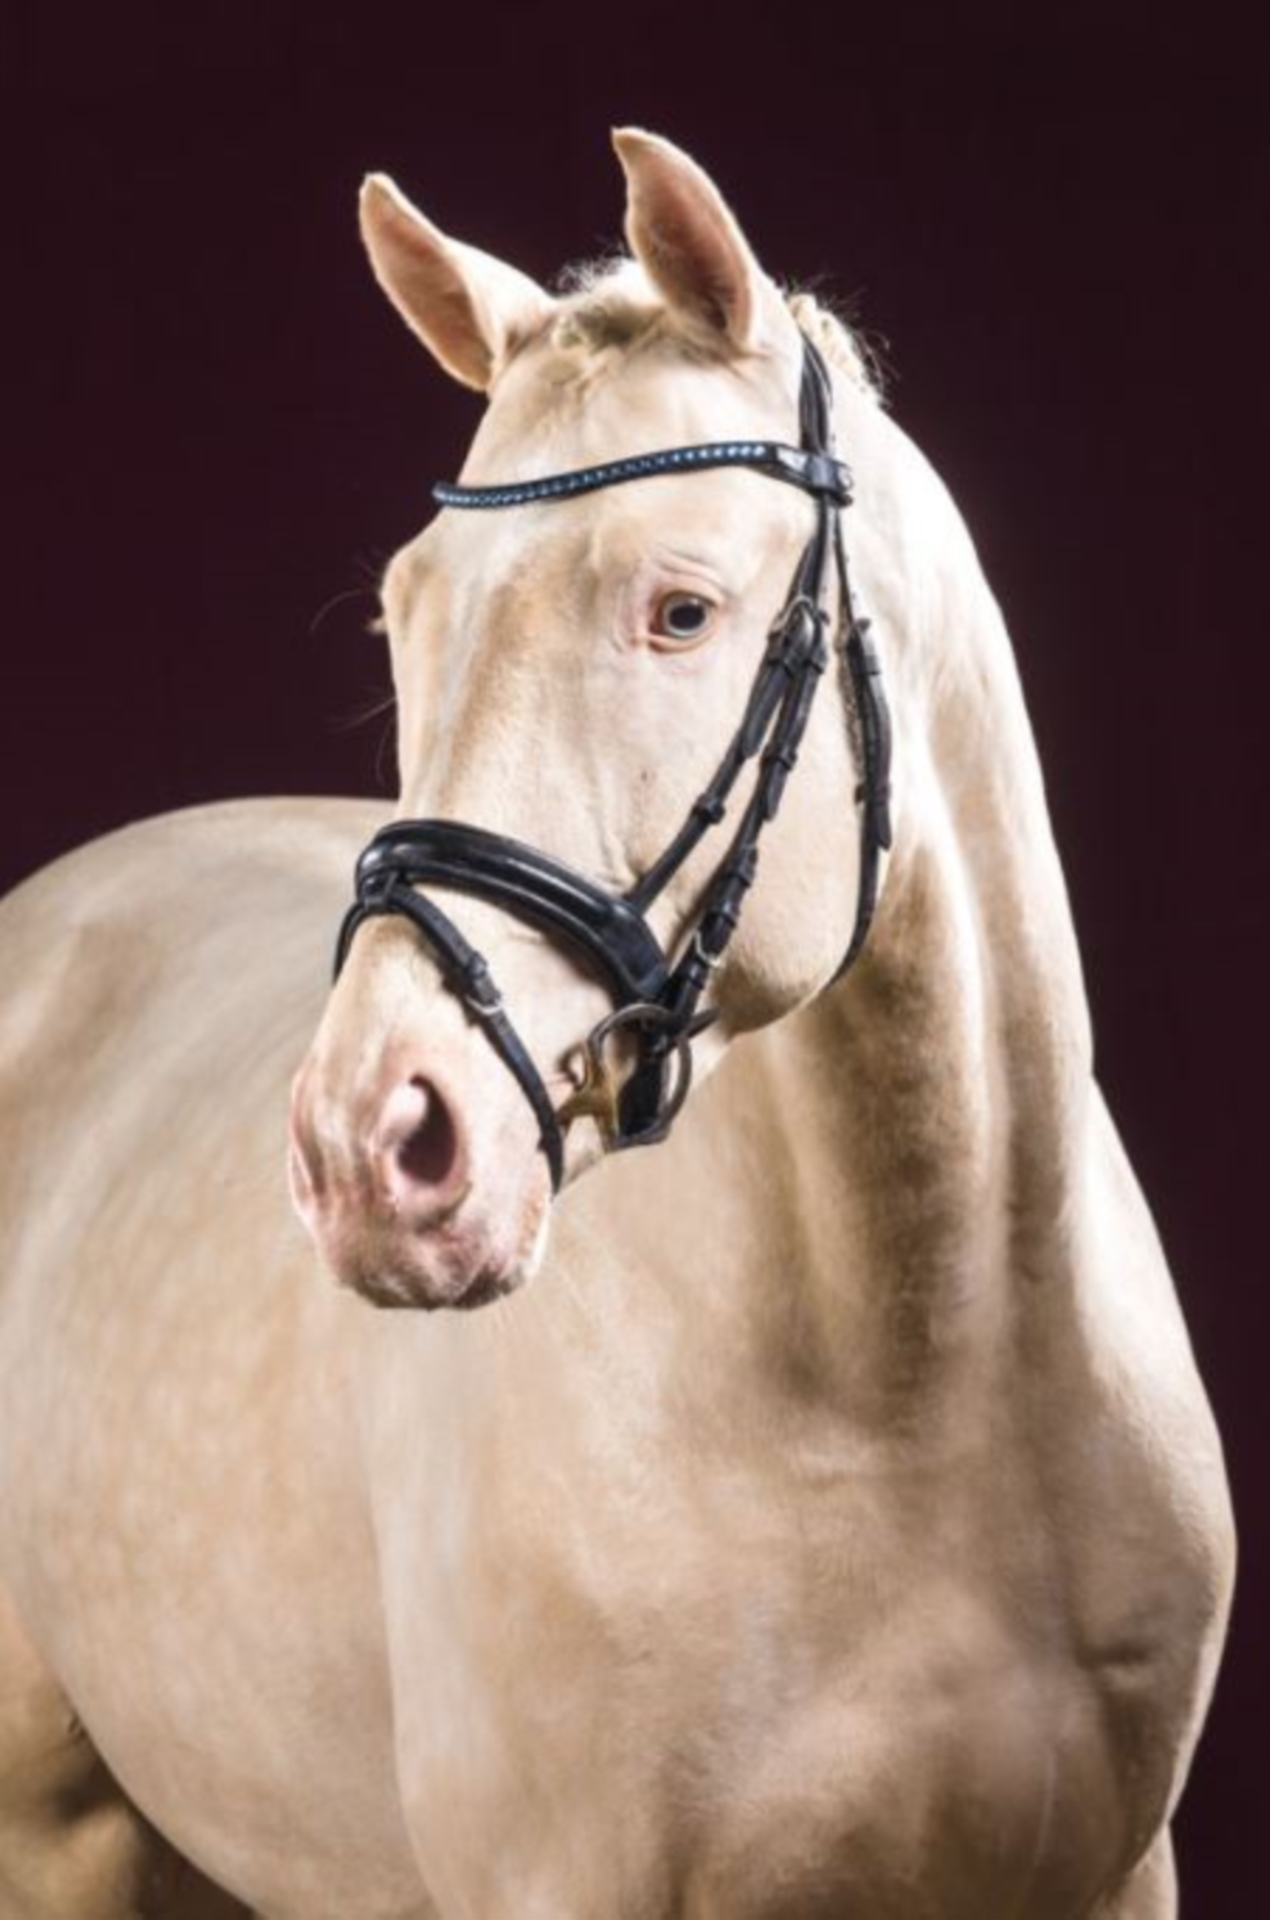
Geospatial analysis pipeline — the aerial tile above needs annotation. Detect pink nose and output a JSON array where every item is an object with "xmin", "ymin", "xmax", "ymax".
[
  {"xmin": 372, "ymin": 1076, "xmax": 467, "ymax": 1222},
  {"xmin": 288, "ymin": 1068, "xmax": 470, "ymax": 1240}
]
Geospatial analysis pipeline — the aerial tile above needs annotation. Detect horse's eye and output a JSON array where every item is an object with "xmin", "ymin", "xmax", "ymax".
[{"xmin": 651, "ymin": 591, "xmax": 717, "ymax": 646}]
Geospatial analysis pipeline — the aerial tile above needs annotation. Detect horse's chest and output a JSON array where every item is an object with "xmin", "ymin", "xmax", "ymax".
[
  {"xmin": 673, "ymin": 1632, "xmax": 1111, "ymax": 1919},
  {"xmin": 424, "ymin": 1477, "xmax": 1126, "ymax": 1919},
  {"xmin": 678, "ymin": 1600, "xmax": 1111, "ymax": 1916}
]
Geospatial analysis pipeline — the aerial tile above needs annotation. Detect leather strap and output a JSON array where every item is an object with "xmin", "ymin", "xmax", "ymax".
[
  {"xmin": 336, "ymin": 880, "xmax": 566, "ymax": 1190},
  {"xmin": 355, "ymin": 824, "xmax": 671, "ymax": 1007},
  {"xmin": 434, "ymin": 441, "xmax": 851, "ymax": 512},
  {"xmin": 830, "ymin": 515, "xmax": 893, "ymax": 978}
]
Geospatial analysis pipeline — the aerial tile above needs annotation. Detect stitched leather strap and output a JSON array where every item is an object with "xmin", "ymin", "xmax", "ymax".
[
  {"xmin": 434, "ymin": 441, "xmax": 851, "ymax": 512},
  {"xmin": 356, "ymin": 824, "xmax": 671, "ymax": 1007},
  {"xmin": 335, "ymin": 881, "xmax": 566, "ymax": 1191},
  {"xmin": 830, "ymin": 515, "xmax": 893, "ymax": 978}
]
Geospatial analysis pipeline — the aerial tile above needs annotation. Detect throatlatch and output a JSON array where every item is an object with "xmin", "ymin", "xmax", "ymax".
[{"xmin": 335, "ymin": 336, "xmax": 892, "ymax": 1191}]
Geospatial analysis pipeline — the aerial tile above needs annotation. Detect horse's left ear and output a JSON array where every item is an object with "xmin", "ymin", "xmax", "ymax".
[
  {"xmin": 359, "ymin": 174, "xmax": 554, "ymax": 392},
  {"xmin": 612, "ymin": 128, "xmax": 785, "ymax": 354}
]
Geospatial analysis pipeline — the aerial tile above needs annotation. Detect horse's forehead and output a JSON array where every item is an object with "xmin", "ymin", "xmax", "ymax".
[
  {"xmin": 411, "ymin": 336, "xmax": 809, "ymax": 598},
  {"xmin": 469, "ymin": 333, "xmax": 800, "ymax": 479}
]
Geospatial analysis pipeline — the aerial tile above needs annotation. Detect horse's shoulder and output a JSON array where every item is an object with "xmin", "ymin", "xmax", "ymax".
[
  {"xmin": 2, "ymin": 797, "xmax": 381, "ymax": 917},
  {"xmin": 0, "ymin": 797, "xmax": 382, "ymax": 1078}
]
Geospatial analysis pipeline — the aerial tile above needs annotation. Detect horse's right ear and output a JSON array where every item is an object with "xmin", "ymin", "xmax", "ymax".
[{"xmin": 359, "ymin": 174, "xmax": 554, "ymax": 392}]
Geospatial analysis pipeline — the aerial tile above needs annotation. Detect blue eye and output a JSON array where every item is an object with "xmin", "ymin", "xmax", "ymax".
[{"xmin": 652, "ymin": 592, "xmax": 716, "ymax": 645}]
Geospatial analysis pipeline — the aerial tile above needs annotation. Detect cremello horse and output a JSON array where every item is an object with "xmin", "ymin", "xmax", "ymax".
[{"xmin": 0, "ymin": 131, "xmax": 1234, "ymax": 1920}]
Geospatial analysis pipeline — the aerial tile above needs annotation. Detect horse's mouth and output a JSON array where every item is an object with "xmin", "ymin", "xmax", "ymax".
[{"xmin": 302, "ymin": 1151, "xmax": 553, "ymax": 1314}]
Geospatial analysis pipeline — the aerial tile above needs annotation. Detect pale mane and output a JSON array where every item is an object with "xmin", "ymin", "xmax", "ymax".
[{"xmin": 549, "ymin": 257, "xmax": 883, "ymax": 400}]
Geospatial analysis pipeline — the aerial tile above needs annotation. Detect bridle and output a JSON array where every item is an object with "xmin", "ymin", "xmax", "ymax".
[
  {"xmin": 335, "ymin": 339, "xmax": 892, "ymax": 1186},
  {"xmin": 334, "ymin": 335, "xmax": 892, "ymax": 1190}
]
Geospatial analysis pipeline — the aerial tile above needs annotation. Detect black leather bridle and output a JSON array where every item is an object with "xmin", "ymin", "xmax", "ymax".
[{"xmin": 334, "ymin": 336, "xmax": 892, "ymax": 1191}]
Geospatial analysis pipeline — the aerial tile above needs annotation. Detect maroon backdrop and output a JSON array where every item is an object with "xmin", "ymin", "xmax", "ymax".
[{"xmin": 1, "ymin": 1, "xmax": 1265, "ymax": 1904}]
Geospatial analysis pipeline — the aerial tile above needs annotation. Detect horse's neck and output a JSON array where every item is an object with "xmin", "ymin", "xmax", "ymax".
[{"xmin": 570, "ymin": 448, "xmax": 1095, "ymax": 1442}]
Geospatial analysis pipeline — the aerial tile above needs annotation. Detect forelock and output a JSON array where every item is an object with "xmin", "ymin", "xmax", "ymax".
[
  {"xmin": 547, "ymin": 257, "xmax": 882, "ymax": 399},
  {"xmin": 550, "ymin": 257, "xmax": 663, "ymax": 352}
]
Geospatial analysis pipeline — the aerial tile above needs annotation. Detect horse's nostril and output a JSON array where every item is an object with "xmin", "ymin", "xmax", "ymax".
[{"xmin": 390, "ymin": 1078, "xmax": 460, "ymax": 1192}]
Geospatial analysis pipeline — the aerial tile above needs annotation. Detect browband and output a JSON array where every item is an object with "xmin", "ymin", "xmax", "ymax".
[{"xmin": 433, "ymin": 441, "xmax": 852, "ymax": 512}]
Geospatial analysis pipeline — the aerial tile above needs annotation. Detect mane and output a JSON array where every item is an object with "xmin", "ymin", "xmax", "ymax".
[{"xmin": 548, "ymin": 258, "xmax": 885, "ymax": 401}]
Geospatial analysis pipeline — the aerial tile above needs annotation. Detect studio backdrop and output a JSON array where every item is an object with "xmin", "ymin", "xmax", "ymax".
[{"xmin": 1, "ymin": 1, "xmax": 1265, "ymax": 1908}]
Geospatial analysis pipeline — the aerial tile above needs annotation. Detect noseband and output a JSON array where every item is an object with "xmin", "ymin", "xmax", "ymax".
[{"xmin": 335, "ymin": 337, "xmax": 892, "ymax": 1190}]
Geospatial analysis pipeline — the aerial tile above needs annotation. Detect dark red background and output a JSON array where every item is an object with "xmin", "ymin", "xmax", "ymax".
[{"xmin": 1, "ymin": 1, "xmax": 1265, "ymax": 1905}]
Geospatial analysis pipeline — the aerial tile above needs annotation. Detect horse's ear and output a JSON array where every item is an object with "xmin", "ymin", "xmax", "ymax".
[
  {"xmin": 359, "ymin": 174, "xmax": 554, "ymax": 392},
  {"xmin": 612, "ymin": 129, "xmax": 782, "ymax": 354}
]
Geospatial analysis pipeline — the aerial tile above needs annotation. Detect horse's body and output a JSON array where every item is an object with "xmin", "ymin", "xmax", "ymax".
[{"xmin": 0, "ymin": 133, "xmax": 1232, "ymax": 1918}]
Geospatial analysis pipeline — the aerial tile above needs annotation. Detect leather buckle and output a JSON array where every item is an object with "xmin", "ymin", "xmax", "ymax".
[{"xmin": 769, "ymin": 446, "xmax": 852, "ymax": 504}]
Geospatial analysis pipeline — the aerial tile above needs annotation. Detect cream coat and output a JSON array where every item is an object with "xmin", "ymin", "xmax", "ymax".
[{"xmin": 0, "ymin": 132, "xmax": 1233, "ymax": 1919}]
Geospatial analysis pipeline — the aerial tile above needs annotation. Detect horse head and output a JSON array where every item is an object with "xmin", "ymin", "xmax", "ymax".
[{"xmin": 290, "ymin": 131, "xmax": 887, "ymax": 1309}]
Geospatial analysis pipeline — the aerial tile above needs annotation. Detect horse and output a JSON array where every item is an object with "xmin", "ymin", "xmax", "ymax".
[{"xmin": 0, "ymin": 128, "xmax": 1234, "ymax": 1919}]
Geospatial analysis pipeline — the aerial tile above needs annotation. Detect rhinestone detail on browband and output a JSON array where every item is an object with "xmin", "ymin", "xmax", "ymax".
[{"xmin": 433, "ymin": 441, "xmax": 852, "ymax": 511}]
